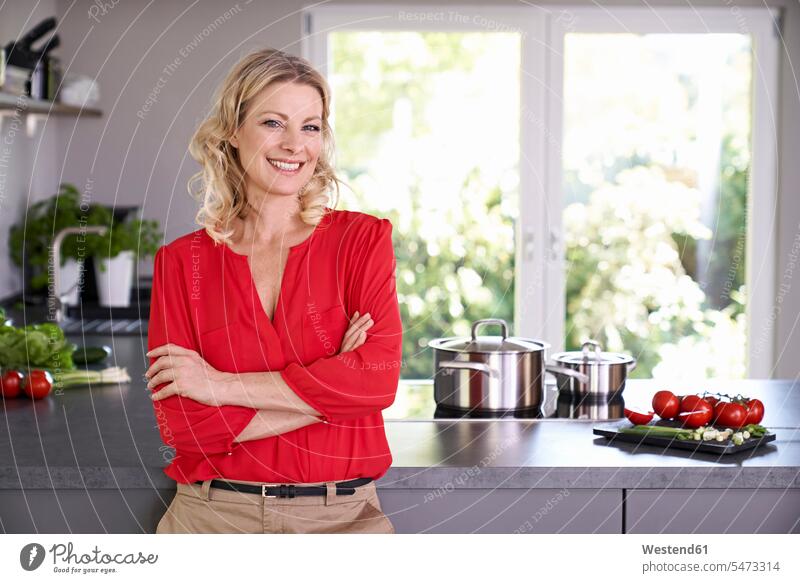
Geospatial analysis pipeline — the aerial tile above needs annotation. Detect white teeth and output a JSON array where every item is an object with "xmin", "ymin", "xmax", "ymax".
[{"xmin": 268, "ymin": 159, "xmax": 301, "ymax": 171}]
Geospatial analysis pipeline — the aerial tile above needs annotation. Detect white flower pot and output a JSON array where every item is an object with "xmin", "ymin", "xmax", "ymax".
[
  {"xmin": 94, "ymin": 251, "xmax": 135, "ymax": 308},
  {"xmin": 59, "ymin": 258, "xmax": 84, "ymax": 307}
]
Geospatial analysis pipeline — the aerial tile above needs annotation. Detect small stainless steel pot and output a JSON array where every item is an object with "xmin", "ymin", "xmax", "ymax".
[
  {"xmin": 549, "ymin": 340, "xmax": 636, "ymax": 399},
  {"xmin": 429, "ymin": 319, "xmax": 587, "ymax": 414}
]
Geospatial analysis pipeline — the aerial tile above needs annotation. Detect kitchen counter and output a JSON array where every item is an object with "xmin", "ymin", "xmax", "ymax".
[{"xmin": 1, "ymin": 334, "xmax": 799, "ymax": 533}]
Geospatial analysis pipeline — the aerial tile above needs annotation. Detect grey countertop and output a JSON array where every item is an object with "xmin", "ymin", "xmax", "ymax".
[{"xmin": 1, "ymin": 334, "xmax": 799, "ymax": 490}]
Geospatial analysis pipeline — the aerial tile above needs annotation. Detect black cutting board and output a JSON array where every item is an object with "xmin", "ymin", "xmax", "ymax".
[{"xmin": 593, "ymin": 420, "xmax": 776, "ymax": 455}]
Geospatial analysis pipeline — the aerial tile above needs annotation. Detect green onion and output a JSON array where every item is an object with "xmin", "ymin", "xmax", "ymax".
[
  {"xmin": 51, "ymin": 366, "xmax": 131, "ymax": 390},
  {"xmin": 619, "ymin": 425, "xmax": 695, "ymax": 440},
  {"xmin": 743, "ymin": 424, "xmax": 767, "ymax": 437}
]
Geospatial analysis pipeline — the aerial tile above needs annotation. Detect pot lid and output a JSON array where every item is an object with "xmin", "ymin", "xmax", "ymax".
[
  {"xmin": 427, "ymin": 318, "xmax": 549, "ymax": 354},
  {"xmin": 551, "ymin": 340, "xmax": 635, "ymax": 365}
]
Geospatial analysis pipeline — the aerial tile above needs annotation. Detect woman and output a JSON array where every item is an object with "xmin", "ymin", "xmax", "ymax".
[{"xmin": 145, "ymin": 48, "xmax": 402, "ymax": 534}]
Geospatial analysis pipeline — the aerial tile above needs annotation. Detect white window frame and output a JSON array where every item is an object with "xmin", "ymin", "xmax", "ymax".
[
  {"xmin": 303, "ymin": 4, "xmax": 550, "ymax": 342},
  {"xmin": 546, "ymin": 6, "xmax": 780, "ymax": 378},
  {"xmin": 303, "ymin": 4, "xmax": 780, "ymax": 378}
]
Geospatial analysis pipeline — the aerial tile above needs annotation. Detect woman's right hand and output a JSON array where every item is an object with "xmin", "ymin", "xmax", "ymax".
[{"xmin": 339, "ymin": 311, "xmax": 373, "ymax": 353}]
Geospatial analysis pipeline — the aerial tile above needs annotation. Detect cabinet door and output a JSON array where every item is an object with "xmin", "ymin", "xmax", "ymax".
[
  {"xmin": 626, "ymin": 489, "xmax": 800, "ymax": 533},
  {"xmin": 377, "ymin": 488, "xmax": 622, "ymax": 534},
  {"xmin": 0, "ymin": 489, "xmax": 175, "ymax": 533}
]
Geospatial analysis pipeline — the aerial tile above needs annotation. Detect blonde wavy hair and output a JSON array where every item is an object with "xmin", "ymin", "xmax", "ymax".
[{"xmin": 188, "ymin": 48, "xmax": 342, "ymax": 246}]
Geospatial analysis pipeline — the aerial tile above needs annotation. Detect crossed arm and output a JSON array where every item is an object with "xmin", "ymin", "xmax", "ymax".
[{"xmin": 145, "ymin": 311, "xmax": 374, "ymax": 443}]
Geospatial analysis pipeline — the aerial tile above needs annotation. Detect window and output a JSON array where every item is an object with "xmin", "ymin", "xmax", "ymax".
[
  {"xmin": 549, "ymin": 7, "xmax": 779, "ymax": 379},
  {"xmin": 305, "ymin": 5, "xmax": 779, "ymax": 385},
  {"xmin": 306, "ymin": 7, "xmax": 539, "ymax": 382}
]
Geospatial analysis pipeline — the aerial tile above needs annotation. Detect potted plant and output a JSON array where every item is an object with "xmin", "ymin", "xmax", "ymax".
[
  {"xmin": 85, "ymin": 212, "xmax": 162, "ymax": 307},
  {"xmin": 9, "ymin": 183, "xmax": 108, "ymax": 306}
]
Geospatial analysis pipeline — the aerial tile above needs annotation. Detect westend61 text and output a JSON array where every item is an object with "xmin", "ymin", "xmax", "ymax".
[{"xmin": 642, "ymin": 544, "xmax": 708, "ymax": 555}]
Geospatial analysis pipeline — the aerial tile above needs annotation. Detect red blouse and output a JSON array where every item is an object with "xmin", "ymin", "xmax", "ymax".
[{"xmin": 147, "ymin": 208, "xmax": 403, "ymax": 484}]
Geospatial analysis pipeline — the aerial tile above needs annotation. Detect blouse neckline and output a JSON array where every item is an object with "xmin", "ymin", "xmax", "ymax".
[{"xmin": 217, "ymin": 207, "xmax": 334, "ymax": 259}]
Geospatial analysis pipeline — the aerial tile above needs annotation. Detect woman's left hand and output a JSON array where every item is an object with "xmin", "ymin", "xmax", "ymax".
[{"xmin": 145, "ymin": 343, "xmax": 229, "ymax": 406}]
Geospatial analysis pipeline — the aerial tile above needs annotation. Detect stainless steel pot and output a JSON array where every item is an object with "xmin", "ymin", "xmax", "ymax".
[
  {"xmin": 549, "ymin": 340, "xmax": 636, "ymax": 399},
  {"xmin": 429, "ymin": 319, "xmax": 588, "ymax": 414}
]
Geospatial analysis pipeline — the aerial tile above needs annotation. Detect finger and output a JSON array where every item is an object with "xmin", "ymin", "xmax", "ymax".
[
  {"xmin": 150, "ymin": 382, "xmax": 176, "ymax": 401},
  {"xmin": 145, "ymin": 358, "xmax": 169, "ymax": 379},
  {"xmin": 147, "ymin": 369, "xmax": 175, "ymax": 389},
  {"xmin": 352, "ymin": 330, "xmax": 368, "ymax": 349},
  {"xmin": 340, "ymin": 324, "xmax": 363, "ymax": 352},
  {"xmin": 342, "ymin": 316, "xmax": 368, "ymax": 344},
  {"xmin": 146, "ymin": 344, "xmax": 194, "ymax": 358},
  {"xmin": 341, "ymin": 313, "xmax": 373, "ymax": 346},
  {"xmin": 351, "ymin": 316, "xmax": 374, "ymax": 335},
  {"xmin": 349, "ymin": 311, "xmax": 360, "ymax": 322},
  {"xmin": 349, "ymin": 312, "xmax": 371, "ymax": 327},
  {"xmin": 341, "ymin": 325, "xmax": 360, "ymax": 347},
  {"xmin": 145, "ymin": 354, "xmax": 188, "ymax": 379},
  {"xmin": 349, "ymin": 313, "xmax": 373, "ymax": 332},
  {"xmin": 342, "ymin": 318, "xmax": 373, "ymax": 349}
]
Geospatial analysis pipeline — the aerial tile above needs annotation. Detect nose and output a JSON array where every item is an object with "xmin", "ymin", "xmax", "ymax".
[{"xmin": 281, "ymin": 127, "xmax": 302, "ymax": 153}]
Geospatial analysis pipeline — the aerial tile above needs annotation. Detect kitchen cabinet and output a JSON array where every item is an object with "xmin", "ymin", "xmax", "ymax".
[
  {"xmin": 0, "ymin": 489, "xmax": 172, "ymax": 534},
  {"xmin": 625, "ymin": 489, "xmax": 800, "ymax": 534},
  {"xmin": 379, "ymin": 488, "xmax": 621, "ymax": 534}
]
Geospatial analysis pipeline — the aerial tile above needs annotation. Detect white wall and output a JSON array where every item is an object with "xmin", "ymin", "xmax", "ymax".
[
  {"xmin": 0, "ymin": 0, "xmax": 60, "ymax": 301},
  {"xmin": 1, "ymin": 0, "xmax": 796, "ymax": 376}
]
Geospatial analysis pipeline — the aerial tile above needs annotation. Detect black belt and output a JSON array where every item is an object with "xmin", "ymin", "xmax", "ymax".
[{"xmin": 194, "ymin": 477, "xmax": 373, "ymax": 498}]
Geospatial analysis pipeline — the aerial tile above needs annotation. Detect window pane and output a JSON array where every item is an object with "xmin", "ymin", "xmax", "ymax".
[
  {"xmin": 329, "ymin": 31, "xmax": 520, "ymax": 380},
  {"xmin": 563, "ymin": 33, "xmax": 751, "ymax": 380}
]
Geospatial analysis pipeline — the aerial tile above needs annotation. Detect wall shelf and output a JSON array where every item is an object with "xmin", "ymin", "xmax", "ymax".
[{"xmin": 0, "ymin": 92, "xmax": 101, "ymax": 117}]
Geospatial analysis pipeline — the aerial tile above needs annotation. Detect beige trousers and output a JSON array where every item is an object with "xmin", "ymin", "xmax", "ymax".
[{"xmin": 156, "ymin": 478, "xmax": 395, "ymax": 534}]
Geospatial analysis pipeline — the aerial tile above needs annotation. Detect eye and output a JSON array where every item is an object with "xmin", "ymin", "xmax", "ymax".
[
  {"xmin": 262, "ymin": 119, "xmax": 282, "ymax": 128},
  {"xmin": 303, "ymin": 124, "xmax": 321, "ymax": 132}
]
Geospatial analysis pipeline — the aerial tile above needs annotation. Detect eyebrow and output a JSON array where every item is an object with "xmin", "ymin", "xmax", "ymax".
[{"xmin": 257, "ymin": 110, "xmax": 322, "ymax": 122}]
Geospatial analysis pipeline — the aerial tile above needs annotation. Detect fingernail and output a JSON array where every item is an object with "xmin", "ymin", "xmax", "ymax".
[{"xmin": 364, "ymin": 312, "xmax": 371, "ymax": 318}]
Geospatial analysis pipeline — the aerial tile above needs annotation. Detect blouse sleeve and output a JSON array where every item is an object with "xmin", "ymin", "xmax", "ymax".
[
  {"xmin": 279, "ymin": 218, "xmax": 403, "ymax": 423},
  {"xmin": 148, "ymin": 244, "xmax": 257, "ymax": 456}
]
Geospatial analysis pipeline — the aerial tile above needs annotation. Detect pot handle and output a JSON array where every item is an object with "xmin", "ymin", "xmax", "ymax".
[
  {"xmin": 581, "ymin": 339, "xmax": 602, "ymax": 358},
  {"xmin": 545, "ymin": 364, "xmax": 589, "ymax": 385},
  {"xmin": 627, "ymin": 359, "xmax": 638, "ymax": 373},
  {"xmin": 439, "ymin": 360, "xmax": 500, "ymax": 380},
  {"xmin": 471, "ymin": 318, "xmax": 509, "ymax": 341}
]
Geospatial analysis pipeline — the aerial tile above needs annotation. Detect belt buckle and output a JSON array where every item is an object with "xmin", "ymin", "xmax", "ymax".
[{"xmin": 262, "ymin": 484, "xmax": 278, "ymax": 498}]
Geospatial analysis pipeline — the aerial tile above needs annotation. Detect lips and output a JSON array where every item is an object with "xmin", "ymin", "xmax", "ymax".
[{"xmin": 267, "ymin": 158, "xmax": 304, "ymax": 174}]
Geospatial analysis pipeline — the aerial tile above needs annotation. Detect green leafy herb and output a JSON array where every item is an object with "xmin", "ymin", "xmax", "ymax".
[
  {"xmin": 85, "ymin": 217, "xmax": 162, "ymax": 269},
  {"xmin": 0, "ymin": 321, "xmax": 77, "ymax": 371},
  {"xmin": 8, "ymin": 183, "xmax": 110, "ymax": 291}
]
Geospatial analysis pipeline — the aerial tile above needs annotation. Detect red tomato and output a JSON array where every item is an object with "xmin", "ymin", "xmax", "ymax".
[
  {"xmin": 0, "ymin": 370, "xmax": 23, "ymax": 399},
  {"xmin": 676, "ymin": 410, "xmax": 712, "ymax": 429},
  {"xmin": 713, "ymin": 402, "xmax": 747, "ymax": 428},
  {"xmin": 742, "ymin": 399, "xmax": 765, "ymax": 425},
  {"xmin": 22, "ymin": 370, "xmax": 53, "ymax": 400},
  {"xmin": 651, "ymin": 390, "xmax": 680, "ymax": 420},
  {"xmin": 680, "ymin": 395, "xmax": 706, "ymax": 411},
  {"xmin": 677, "ymin": 396, "xmax": 713, "ymax": 428},
  {"xmin": 703, "ymin": 395, "xmax": 720, "ymax": 408},
  {"xmin": 624, "ymin": 408, "xmax": 654, "ymax": 425}
]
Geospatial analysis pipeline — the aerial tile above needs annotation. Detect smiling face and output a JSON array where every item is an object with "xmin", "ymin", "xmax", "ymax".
[{"xmin": 230, "ymin": 81, "xmax": 324, "ymax": 201}]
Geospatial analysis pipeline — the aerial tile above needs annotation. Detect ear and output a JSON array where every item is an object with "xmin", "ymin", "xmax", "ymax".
[{"xmin": 229, "ymin": 132, "xmax": 239, "ymax": 149}]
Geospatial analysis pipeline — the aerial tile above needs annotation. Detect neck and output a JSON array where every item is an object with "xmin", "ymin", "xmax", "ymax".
[{"xmin": 240, "ymin": 191, "xmax": 306, "ymax": 243}]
